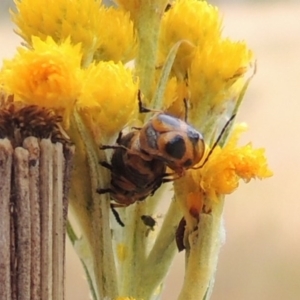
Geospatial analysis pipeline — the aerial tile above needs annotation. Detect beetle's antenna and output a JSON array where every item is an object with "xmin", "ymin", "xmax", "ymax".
[
  {"xmin": 183, "ymin": 98, "xmax": 188, "ymax": 122},
  {"xmin": 138, "ymin": 90, "xmax": 162, "ymax": 114},
  {"xmin": 193, "ymin": 114, "xmax": 236, "ymax": 169}
]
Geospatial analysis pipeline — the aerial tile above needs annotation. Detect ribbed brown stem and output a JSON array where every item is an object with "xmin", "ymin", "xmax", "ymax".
[
  {"xmin": 0, "ymin": 137, "xmax": 74, "ymax": 300},
  {"xmin": 23, "ymin": 137, "xmax": 41, "ymax": 300},
  {"xmin": 62, "ymin": 144, "xmax": 75, "ymax": 300},
  {"xmin": 52, "ymin": 143, "xmax": 64, "ymax": 299},
  {"xmin": 0, "ymin": 139, "xmax": 13, "ymax": 300},
  {"xmin": 14, "ymin": 147, "xmax": 31, "ymax": 299},
  {"xmin": 40, "ymin": 139, "xmax": 54, "ymax": 299}
]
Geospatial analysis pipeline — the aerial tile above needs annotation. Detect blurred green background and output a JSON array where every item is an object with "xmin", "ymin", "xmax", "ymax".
[{"xmin": 1, "ymin": 0, "xmax": 300, "ymax": 299}]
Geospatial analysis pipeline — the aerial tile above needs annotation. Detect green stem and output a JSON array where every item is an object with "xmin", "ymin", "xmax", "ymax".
[
  {"xmin": 73, "ymin": 111, "xmax": 118, "ymax": 299},
  {"xmin": 136, "ymin": 199, "xmax": 182, "ymax": 299},
  {"xmin": 66, "ymin": 220, "xmax": 78, "ymax": 245},
  {"xmin": 66, "ymin": 220, "xmax": 98, "ymax": 300},
  {"xmin": 178, "ymin": 199, "xmax": 225, "ymax": 300},
  {"xmin": 135, "ymin": 0, "xmax": 168, "ymax": 101},
  {"xmin": 232, "ymin": 63, "xmax": 257, "ymax": 117},
  {"xmin": 117, "ymin": 203, "xmax": 147, "ymax": 296},
  {"xmin": 152, "ymin": 41, "xmax": 183, "ymax": 110}
]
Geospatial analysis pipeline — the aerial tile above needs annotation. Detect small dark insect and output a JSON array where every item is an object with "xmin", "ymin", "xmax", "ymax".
[{"xmin": 141, "ymin": 215, "xmax": 156, "ymax": 231}]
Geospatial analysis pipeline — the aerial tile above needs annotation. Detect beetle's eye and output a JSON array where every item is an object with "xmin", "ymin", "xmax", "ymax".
[{"xmin": 165, "ymin": 135, "xmax": 186, "ymax": 159}]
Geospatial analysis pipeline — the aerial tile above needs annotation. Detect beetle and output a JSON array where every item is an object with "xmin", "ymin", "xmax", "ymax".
[
  {"xmin": 141, "ymin": 215, "xmax": 156, "ymax": 231},
  {"xmin": 98, "ymin": 92, "xmax": 204, "ymax": 200},
  {"xmin": 138, "ymin": 102, "xmax": 205, "ymax": 176},
  {"xmin": 98, "ymin": 130, "xmax": 170, "ymax": 207},
  {"xmin": 97, "ymin": 91, "xmax": 235, "ymax": 227}
]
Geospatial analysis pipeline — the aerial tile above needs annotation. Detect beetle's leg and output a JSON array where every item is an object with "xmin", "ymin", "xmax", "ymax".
[
  {"xmin": 101, "ymin": 142, "xmax": 151, "ymax": 161},
  {"xmin": 96, "ymin": 189, "xmax": 126, "ymax": 227},
  {"xmin": 110, "ymin": 204, "xmax": 125, "ymax": 227},
  {"xmin": 100, "ymin": 144, "xmax": 128, "ymax": 151},
  {"xmin": 96, "ymin": 187, "xmax": 113, "ymax": 194},
  {"xmin": 193, "ymin": 114, "xmax": 236, "ymax": 170},
  {"xmin": 162, "ymin": 177, "xmax": 175, "ymax": 184},
  {"xmin": 183, "ymin": 98, "xmax": 188, "ymax": 122},
  {"xmin": 161, "ymin": 172, "xmax": 181, "ymax": 181},
  {"xmin": 115, "ymin": 131, "xmax": 123, "ymax": 144},
  {"xmin": 150, "ymin": 172, "xmax": 180, "ymax": 196},
  {"xmin": 99, "ymin": 161, "xmax": 113, "ymax": 170},
  {"xmin": 121, "ymin": 146, "xmax": 152, "ymax": 161},
  {"xmin": 96, "ymin": 187, "xmax": 125, "ymax": 226},
  {"xmin": 149, "ymin": 173, "xmax": 174, "ymax": 196},
  {"xmin": 138, "ymin": 90, "xmax": 162, "ymax": 114},
  {"xmin": 161, "ymin": 175, "xmax": 181, "ymax": 184},
  {"xmin": 176, "ymin": 217, "xmax": 186, "ymax": 252}
]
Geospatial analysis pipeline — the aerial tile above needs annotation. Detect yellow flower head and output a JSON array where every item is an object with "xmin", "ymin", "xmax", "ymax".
[
  {"xmin": 165, "ymin": 79, "xmax": 190, "ymax": 118},
  {"xmin": 189, "ymin": 39, "xmax": 254, "ymax": 110},
  {"xmin": 12, "ymin": 0, "xmax": 103, "ymax": 65},
  {"xmin": 197, "ymin": 123, "xmax": 273, "ymax": 202},
  {"xmin": 1, "ymin": 36, "xmax": 82, "ymax": 113},
  {"xmin": 158, "ymin": 0, "xmax": 222, "ymax": 76},
  {"xmin": 175, "ymin": 123, "xmax": 272, "ymax": 218},
  {"xmin": 94, "ymin": 7, "xmax": 137, "ymax": 63},
  {"xmin": 159, "ymin": 76, "xmax": 178, "ymax": 109},
  {"xmin": 77, "ymin": 61, "xmax": 138, "ymax": 138}
]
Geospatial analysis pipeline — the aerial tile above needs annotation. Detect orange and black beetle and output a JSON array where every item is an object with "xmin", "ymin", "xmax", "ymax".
[
  {"xmin": 98, "ymin": 130, "xmax": 170, "ymax": 209},
  {"xmin": 138, "ymin": 112, "xmax": 205, "ymax": 176},
  {"xmin": 97, "ymin": 94, "xmax": 205, "ymax": 213},
  {"xmin": 98, "ymin": 92, "xmax": 235, "ymax": 227}
]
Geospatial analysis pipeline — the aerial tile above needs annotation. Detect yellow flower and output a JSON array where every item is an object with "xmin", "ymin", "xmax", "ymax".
[
  {"xmin": 12, "ymin": 0, "xmax": 103, "ymax": 65},
  {"xmin": 77, "ymin": 61, "xmax": 138, "ymax": 139},
  {"xmin": 160, "ymin": 76, "xmax": 178, "ymax": 109},
  {"xmin": 93, "ymin": 7, "xmax": 137, "ymax": 63},
  {"xmin": 1, "ymin": 36, "xmax": 82, "ymax": 115},
  {"xmin": 158, "ymin": 0, "xmax": 222, "ymax": 76},
  {"xmin": 165, "ymin": 79, "xmax": 189, "ymax": 119},
  {"xmin": 175, "ymin": 123, "xmax": 272, "ymax": 217},
  {"xmin": 197, "ymin": 123, "xmax": 273, "ymax": 202},
  {"xmin": 189, "ymin": 39, "xmax": 254, "ymax": 110}
]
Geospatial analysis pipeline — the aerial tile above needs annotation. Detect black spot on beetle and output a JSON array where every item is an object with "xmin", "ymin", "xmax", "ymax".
[{"xmin": 165, "ymin": 135, "xmax": 186, "ymax": 159}]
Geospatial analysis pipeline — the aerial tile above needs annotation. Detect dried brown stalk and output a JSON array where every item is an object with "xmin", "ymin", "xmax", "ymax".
[
  {"xmin": 0, "ymin": 139, "xmax": 13, "ymax": 300},
  {"xmin": 23, "ymin": 137, "xmax": 41, "ymax": 300},
  {"xmin": 14, "ymin": 147, "xmax": 31, "ymax": 299},
  {"xmin": 0, "ymin": 136, "xmax": 74, "ymax": 300}
]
